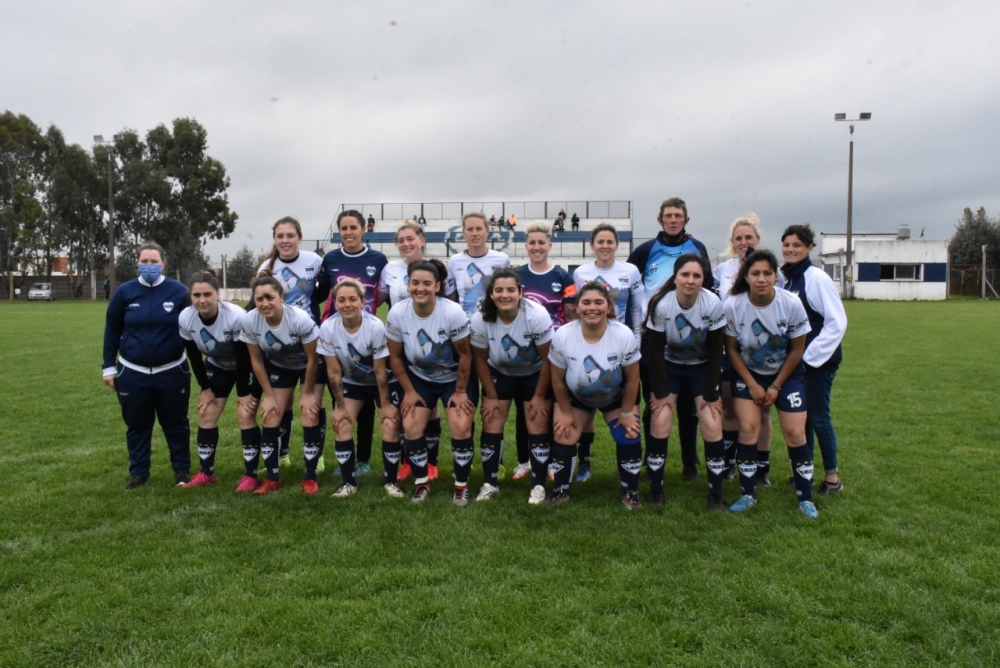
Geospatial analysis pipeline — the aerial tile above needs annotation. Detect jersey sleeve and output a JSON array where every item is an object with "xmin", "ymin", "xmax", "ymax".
[
  {"xmin": 447, "ymin": 303, "xmax": 471, "ymax": 341},
  {"xmin": 469, "ymin": 313, "xmax": 489, "ymax": 349},
  {"xmin": 528, "ymin": 303, "xmax": 554, "ymax": 344},
  {"xmin": 628, "ymin": 264, "xmax": 644, "ymax": 339},
  {"xmin": 786, "ymin": 295, "xmax": 812, "ymax": 340},
  {"xmin": 316, "ymin": 320, "xmax": 337, "ymax": 357},
  {"xmin": 723, "ymin": 296, "xmax": 738, "ymax": 337},
  {"xmin": 370, "ymin": 319, "xmax": 390, "ymax": 360},
  {"xmin": 621, "ymin": 325, "xmax": 642, "ymax": 366},
  {"xmin": 178, "ymin": 307, "xmax": 196, "ymax": 341},
  {"xmin": 647, "ymin": 297, "xmax": 668, "ymax": 332},
  {"xmin": 704, "ymin": 290, "xmax": 727, "ymax": 331},
  {"xmin": 296, "ymin": 310, "xmax": 320, "ymax": 344},
  {"xmin": 802, "ymin": 270, "xmax": 847, "ymax": 368},
  {"xmin": 384, "ymin": 305, "xmax": 403, "ymax": 342},
  {"xmin": 547, "ymin": 329, "xmax": 568, "ymax": 369}
]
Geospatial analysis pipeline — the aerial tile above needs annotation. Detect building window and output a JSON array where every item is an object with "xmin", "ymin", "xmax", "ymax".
[{"xmin": 879, "ymin": 264, "xmax": 922, "ymax": 281}]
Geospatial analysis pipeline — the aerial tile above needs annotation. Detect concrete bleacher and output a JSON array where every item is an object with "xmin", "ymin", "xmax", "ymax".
[{"xmin": 324, "ymin": 217, "xmax": 634, "ymax": 273}]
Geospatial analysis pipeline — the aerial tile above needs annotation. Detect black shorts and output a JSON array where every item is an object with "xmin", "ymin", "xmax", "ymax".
[
  {"xmin": 488, "ymin": 366, "xmax": 552, "ymax": 402},
  {"xmin": 665, "ymin": 361, "xmax": 716, "ymax": 398},
  {"xmin": 205, "ymin": 361, "xmax": 237, "ymax": 398},
  {"xmin": 343, "ymin": 380, "xmax": 403, "ymax": 408},
  {"xmin": 731, "ymin": 369, "xmax": 807, "ymax": 413},
  {"xmin": 409, "ymin": 373, "xmax": 479, "ymax": 410}
]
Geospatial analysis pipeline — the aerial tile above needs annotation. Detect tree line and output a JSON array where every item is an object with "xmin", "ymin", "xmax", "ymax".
[
  {"xmin": 0, "ymin": 110, "xmax": 237, "ymax": 298},
  {"xmin": 949, "ymin": 207, "xmax": 1000, "ymax": 267}
]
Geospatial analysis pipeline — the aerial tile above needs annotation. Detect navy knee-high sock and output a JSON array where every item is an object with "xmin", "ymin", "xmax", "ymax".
[
  {"xmin": 704, "ymin": 439, "xmax": 726, "ymax": 496},
  {"xmin": 528, "ymin": 435, "xmax": 551, "ymax": 487},
  {"xmin": 551, "ymin": 443, "xmax": 576, "ymax": 495},
  {"xmin": 197, "ymin": 426, "xmax": 219, "ymax": 474},
  {"xmin": 318, "ymin": 407, "xmax": 327, "ymax": 450},
  {"xmin": 723, "ymin": 430, "xmax": 738, "ymax": 473},
  {"xmin": 335, "ymin": 438, "xmax": 356, "ymax": 486},
  {"xmin": 757, "ymin": 449, "xmax": 771, "ymax": 476},
  {"xmin": 261, "ymin": 426, "xmax": 281, "ymax": 481},
  {"xmin": 404, "ymin": 436, "xmax": 429, "ymax": 483},
  {"xmin": 617, "ymin": 442, "xmax": 643, "ymax": 494},
  {"xmin": 382, "ymin": 440, "xmax": 402, "ymax": 484},
  {"xmin": 356, "ymin": 401, "xmax": 374, "ymax": 463},
  {"xmin": 514, "ymin": 398, "xmax": 530, "ymax": 465},
  {"xmin": 452, "ymin": 437, "xmax": 474, "ymax": 487},
  {"xmin": 425, "ymin": 418, "xmax": 442, "ymax": 466},
  {"xmin": 578, "ymin": 431, "xmax": 595, "ymax": 467},
  {"xmin": 303, "ymin": 425, "xmax": 323, "ymax": 481},
  {"xmin": 736, "ymin": 442, "xmax": 758, "ymax": 498},
  {"xmin": 788, "ymin": 444, "xmax": 815, "ymax": 502},
  {"xmin": 241, "ymin": 427, "xmax": 261, "ymax": 478},
  {"xmin": 480, "ymin": 433, "xmax": 504, "ymax": 486},
  {"xmin": 278, "ymin": 411, "xmax": 293, "ymax": 458},
  {"xmin": 645, "ymin": 436, "xmax": 668, "ymax": 494}
]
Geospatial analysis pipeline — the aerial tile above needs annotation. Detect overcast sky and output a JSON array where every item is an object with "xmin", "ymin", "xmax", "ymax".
[{"xmin": 5, "ymin": 0, "xmax": 999, "ymax": 262}]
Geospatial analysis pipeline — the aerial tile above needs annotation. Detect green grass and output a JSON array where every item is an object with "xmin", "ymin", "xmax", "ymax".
[{"xmin": 1, "ymin": 299, "xmax": 998, "ymax": 666}]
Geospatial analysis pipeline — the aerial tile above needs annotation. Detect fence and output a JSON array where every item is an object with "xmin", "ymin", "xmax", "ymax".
[{"xmin": 949, "ymin": 265, "xmax": 999, "ymax": 298}]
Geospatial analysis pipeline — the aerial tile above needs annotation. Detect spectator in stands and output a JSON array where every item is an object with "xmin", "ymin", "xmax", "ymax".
[
  {"xmin": 418, "ymin": 215, "xmax": 427, "ymax": 228},
  {"xmin": 627, "ymin": 197, "xmax": 711, "ymax": 482},
  {"xmin": 498, "ymin": 215, "xmax": 507, "ymax": 228},
  {"xmin": 571, "ymin": 213, "xmax": 580, "ymax": 231},
  {"xmin": 489, "ymin": 215, "xmax": 497, "ymax": 227},
  {"xmin": 367, "ymin": 214, "xmax": 376, "ymax": 233},
  {"xmin": 509, "ymin": 214, "xmax": 518, "ymax": 228}
]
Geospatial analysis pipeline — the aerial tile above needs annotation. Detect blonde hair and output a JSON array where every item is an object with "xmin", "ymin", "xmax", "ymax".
[
  {"xmin": 525, "ymin": 221, "xmax": 551, "ymax": 238},
  {"xmin": 332, "ymin": 278, "xmax": 366, "ymax": 302},
  {"xmin": 724, "ymin": 213, "xmax": 763, "ymax": 256}
]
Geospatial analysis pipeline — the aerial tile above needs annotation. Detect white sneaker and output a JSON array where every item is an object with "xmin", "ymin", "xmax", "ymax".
[
  {"xmin": 528, "ymin": 485, "xmax": 546, "ymax": 505},
  {"xmin": 332, "ymin": 483, "xmax": 357, "ymax": 498},
  {"xmin": 476, "ymin": 483, "xmax": 499, "ymax": 502},
  {"xmin": 384, "ymin": 483, "xmax": 405, "ymax": 498},
  {"xmin": 512, "ymin": 463, "xmax": 531, "ymax": 480}
]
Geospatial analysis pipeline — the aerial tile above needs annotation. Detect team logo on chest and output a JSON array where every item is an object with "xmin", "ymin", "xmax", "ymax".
[
  {"xmin": 163, "ymin": 301, "xmax": 175, "ymax": 312},
  {"xmin": 366, "ymin": 265, "xmax": 376, "ymax": 277},
  {"xmin": 607, "ymin": 352, "xmax": 619, "ymax": 364},
  {"xmin": 551, "ymin": 282, "xmax": 563, "ymax": 293}
]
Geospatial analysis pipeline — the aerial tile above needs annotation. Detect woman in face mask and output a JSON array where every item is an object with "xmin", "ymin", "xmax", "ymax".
[{"xmin": 102, "ymin": 241, "xmax": 193, "ymax": 490}]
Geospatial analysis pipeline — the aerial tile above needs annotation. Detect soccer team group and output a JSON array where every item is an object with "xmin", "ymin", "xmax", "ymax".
[{"xmin": 102, "ymin": 197, "xmax": 847, "ymax": 517}]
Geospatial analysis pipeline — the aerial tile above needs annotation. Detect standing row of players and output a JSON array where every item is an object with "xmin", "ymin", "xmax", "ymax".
[{"xmin": 104, "ymin": 200, "xmax": 846, "ymax": 517}]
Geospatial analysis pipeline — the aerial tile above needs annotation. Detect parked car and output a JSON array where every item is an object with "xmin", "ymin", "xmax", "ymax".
[{"xmin": 27, "ymin": 283, "xmax": 55, "ymax": 301}]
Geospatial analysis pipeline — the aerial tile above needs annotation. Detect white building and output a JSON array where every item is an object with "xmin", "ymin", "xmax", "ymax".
[{"xmin": 820, "ymin": 226, "xmax": 948, "ymax": 300}]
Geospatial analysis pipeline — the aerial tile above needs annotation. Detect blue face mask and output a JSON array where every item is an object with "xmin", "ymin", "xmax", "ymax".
[{"xmin": 138, "ymin": 264, "xmax": 163, "ymax": 283}]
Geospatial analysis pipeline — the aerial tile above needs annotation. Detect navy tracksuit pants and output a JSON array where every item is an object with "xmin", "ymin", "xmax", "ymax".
[{"xmin": 116, "ymin": 363, "xmax": 191, "ymax": 477}]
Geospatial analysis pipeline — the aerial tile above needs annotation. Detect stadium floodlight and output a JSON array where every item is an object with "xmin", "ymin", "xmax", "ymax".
[{"xmin": 834, "ymin": 113, "xmax": 873, "ymax": 298}]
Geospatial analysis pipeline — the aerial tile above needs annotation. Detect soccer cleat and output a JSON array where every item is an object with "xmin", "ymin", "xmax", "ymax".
[
  {"xmin": 174, "ymin": 472, "xmax": 191, "ymax": 486},
  {"xmin": 384, "ymin": 483, "xmax": 405, "ymax": 498},
  {"xmin": 528, "ymin": 485, "xmax": 547, "ymax": 506},
  {"xmin": 476, "ymin": 483, "xmax": 499, "ymax": 502},
  {"xmin": 512, "ymin": 463, "xmax": 531, "ymax": 480},
  {"xmin": 756, "ymin": 470, "xmax": 773, "ymax": 487},
  {"xmin": 126, "ymin": 475, "xmax": 149, "ymax": 490},
  {"xmin": 234, "ymin": 476, "xmax": 259, "ymax": 493},
  {"xmin": 279, "ymin": 455, "xmax": 292, "ymax": 468},
  {"xmin": 411, "ymin": 484, "xmax": 431, "ymax": 504},
  {"xmin": 183, "ymin": 472, "xmax": 217, "ymax": 488},
  {"xmin": 729, "ymin": 495, "xmax": 757, "ymax": 513},
  {"xmin": 355, "ymin": 461, "xmax": 373, "ymax": 477},
  {"xmin": 428, "ymin": 464, "xmax": 439, "ymax": 481},
  {"xmin": 707, "ymin": 493, "xmax": 728, "ymax": 511},
  {"xmin": 575, "ymin": 463, "xmax": 592, "ymax": 483},
  {"xmin": 546, "ymin": 491, "xmax": 571, "ymax": 508},
  {"xmin": 799, "ymin": 500, "xmax": 819, "ymax": 519},
  {"xmin": 315, "ymin": 455, "xmax": 326, "ymax": 474},
  {"xmin": 818, "ymin": 480, "xmax": 844, "ymax": 495},
  {"xmin": 452, "ymin": 486, "xmax": 471, "ymax": 507},
  {"xmin": 397, "ymin": 462, "xmax": 412, "ymax": 481},
  {"xmin": 332, "ymin": 483, "xmax": 358, "ymax": 498},
  {"xmin": 682, "ymin": 464, "xmax": 699, "ymax": 482},
  {"xmin": 646, "ymin": 490, "xmax": 665, "ymax": 507},
  {"xmin": 301, "ymin": 480, "xmax": 320, "ymax": 495},
  {"xmin": 252, "ymin": 479, "xmax": 283, "ymax": 495},
  {"xmin": 621, "ymin": 491, "xmax": 643, "ymax": 511}
]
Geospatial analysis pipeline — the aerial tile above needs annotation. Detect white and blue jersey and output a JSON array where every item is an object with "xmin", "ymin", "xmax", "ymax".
[
  {"xmin": 517, "ymin": 264, "xmax": 577, "ymax": 329},
  {"xmin": 319, "ymin": 246, "xmax": 389, "ymax": 318},
  {"xmin": 178, "ymin": 301, "xmax": 247, "ymax": 371},
  {"xmin": 714, "ymin": 256, "xmax": 785, "ymax": 300},
  {"xmin": 317, "ymin": 311, "xmax": 390, "ymax": 387},
  {"xmin": 257, "ymin": 251, "xmax": 323, "ymax": 316},
  {"xmin": 781, "ymin": 259, "xmax": 848, "ymax": 371},
  {"xmin": 572, "ymin": 260, "xmax": 643, "ymax": 338},
  {"xmin": 378, "ymin": 259, "xmax": 412, "ymax": 308},
  {"xmin": 723, "ymin": 289, "xmax": 811, "ymax": 376},
  {"xmin": 628, "ymin": 233, "xmax": 711, "ymax": 298},
  {"xmin": 386, "ymin": 298, "xmax": 471, "ymax": 384},
  {"xmin": 470, "ymin": 299, "xmax": 554, "ymax": 377},
  {"xmin": 548, "ymin": 320, "xmax": 641, "ymax": 409},
  {"xmin": 240, "ymin": 304, "xmax": 319, "ymax": 371},
  {"xmin": 447, "ymin": 250, "xmax": 511, "ymax": 315},
  {"xmin": 647, "ymin": 288, "xmax": 726, "ymax": 365}
]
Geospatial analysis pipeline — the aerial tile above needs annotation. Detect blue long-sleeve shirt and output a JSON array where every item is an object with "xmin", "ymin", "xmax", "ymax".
[{"xmin": 103, "ymin": 276, "xmax": 192, "ymax": 375}]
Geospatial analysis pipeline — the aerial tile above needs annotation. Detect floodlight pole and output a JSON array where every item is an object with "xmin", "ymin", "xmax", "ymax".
[
  {"xmin": 94, "ymin": 134, "xmax": 118, "ymax": 295},
  {"xmin": 834, "ymin": 113, "xmax": 871, "ymax": 298}
]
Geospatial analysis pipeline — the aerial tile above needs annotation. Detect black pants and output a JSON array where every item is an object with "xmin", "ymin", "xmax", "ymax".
[{"xmin": 116, "ymin": 363, "xmax": 191, "ymax": 477}]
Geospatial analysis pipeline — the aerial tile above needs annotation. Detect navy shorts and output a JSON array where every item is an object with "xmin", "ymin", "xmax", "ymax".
[
  {"xmin": 665, "ymin": 361, "xmax": 716, "ymax": 398},
  {"xmin": 731, "ymin": 370, "xmax": 807, "ymax": 413},
  {"xmin": 265, "ymin": 357, "xmax": 325, "ymax": 390},
  {"xmin": 204, "ymin": 362, "xmax": 238, "ymax": 399},
  {"xmin": 488, "ymin": 367, "xmax": 552, "ymax": 402},
  {"xmin": 408, "ymin": 373, "xmax": 479, "ymax": 410},
  {"xmin": 569, "ymin": 391, "xmax": 623, "ymax": 413},
  {"xmin": 343, "ymin": 379, "xmax": 402, "ymax": 408}
]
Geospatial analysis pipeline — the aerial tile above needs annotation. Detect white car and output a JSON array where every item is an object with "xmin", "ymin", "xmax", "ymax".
[{"xmin": 27, "ymin": 283, "xmax": 55, "ymax": 301}]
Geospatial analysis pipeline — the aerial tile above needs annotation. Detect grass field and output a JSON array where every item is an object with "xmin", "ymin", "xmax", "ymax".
[{"xmin": 1, "ymin": 299, "xmax": 998, "ymax": 666}]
